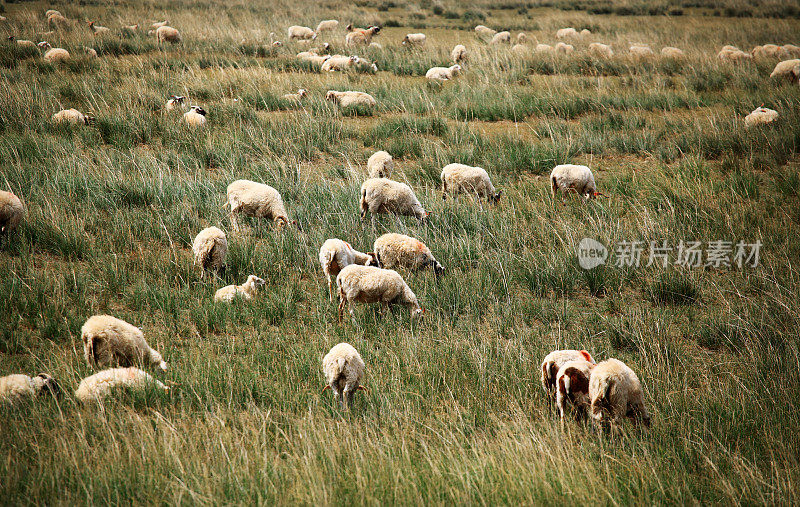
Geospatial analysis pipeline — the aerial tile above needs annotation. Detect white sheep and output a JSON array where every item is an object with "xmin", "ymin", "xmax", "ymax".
[
  {"xmin": 511, "ymin": 44, "xmax": 529, "ymax": 56},
  {"xmin": 360, "ymin": 178, "xmax": 427, "ymax": 223},
  {"xmin": 225, "ymin": 179, "xmax": 289, "ymax": 230},
  {"xmin": 540, "ymin": 349, "xmax": 595, "ymax": 402},
  {"xmin": 550, "ymin": 164, "xmax": 606, "ymax": 202},
  {"xmin": 769, "ymin": 59, "xmax": 800, "ymax": 82},
  {"xmin": 0, "ymin": 373, "xmax": 61, "ymax": 404},
  {"xmin": 39, "ymin": 42, "xmax": 70, "ymax": 62},
  {"xmin": 555, "ymin": 359, "xmax": 595, "ymax": 422},
  {"xmin": 402, "ymin": 33, "xmax": 426, "ymax": 47},
  {"xmin": 52, "ymin": 108, "xmax": 92, "ymax": 125},
  {"xmin": 82, "ymin": 315, "xmax": 168, "ymax": 371},
  {"xmin": 556, "ymin": 27, "xmax": 577, "ymax": 39},
  {"xmin": 322, "ymin": 342, "xmax": 367, "ymax": 409},
  {"xmin": 283, "ymin": 88, "xmax": 308, "ymax": 102},
  {"xmin": 302, "ymin": 54, "xmax": 332, "ymax": 66},
  {"xmin": 783, "ymin": 44, "xmax": 800, "ymax": 57},
  {"xmin": 718, "ymin": 47, "xmax": 751, "ymax": 61},
  {"xmin": 536, "ymin": 43, "xmax": 554, "ymax": 53},
  {"xmin": 517, "ymin": 32, "xmax": 528, "ymax": 44},
  {"xmin": 451, "ymin": 44, "xmax": 468, "ymax": 63},
  {"xmin": 288, "ymin": 25, "xmax": 315, "ymax": 41},
  {"xmin": 192, "ymin": 226, "xmax": 227, "ymax": 274},
  {"xmin": 425, "ymin": 64, "xmax": 461, "ymax": 81},
  {"xmin": 440, "ymin": 163, "xmax": 501, "ymax": 204},
  {"xmin": 474, "ymin": 25, "xmax": 496, "ymax": 38},
  {"xmin": 490, "ymin": 31, "xmax": 511, "ymax": 45},
  {"xmin": 556, "ymin": 42, "xmax": 574, "ymax": 55},
  {"xmin": 121, "ymin": 24, "xmax": 140, "ymax": 35},
  {"xmin": 165, "ymin": 95, "xmax": 186, "ymax": 111},
  {"xmin": 589, "ymin": 358, "xmax": 651, "ymax": 429},
  {"xmin": 88, "ymin": 21, "xmax": 110, "ymax": 35},
  {"xmin": 8, "ymin": 36, "xmax": 37, "ymax": 48},
  {"xmin": 629, "ymin": 44, "xmax": 654, "ymax": 57},
  {"xmin": 214, "ymin": 275, "xmax": 266, "ymax": 302},
  {"xmin": 589, "ymin": 42, "xmax": 613, "ymax": 58},
  {"xmin": 751, "ymin": 44, "xmax": 785, "ymax": 59},
  {"xmin": 580, "ymin": 28, "xmax": 591, "ymax": 37},
  {"xmin": 75, "ymin": 367, "xmax": 169, "ymax": 403},
  {"xmin": 316, "ymin": 20, "xmax": 339, "ymax": 33},
  {"xmin": 325, "ymin": 90, "xmax": 377, "ymax": 108},
  {"xmin": 0, "ymin": 190, "xmax": 24, "ymax": 236},
  {"xmin": 661, "ymin": 46, "xmax": 685, "ymax": 58},
  {"xmin": 336, "ymin": 265, "xmax": 423, "ymax": 321},
  {"xmin": 319, "ymin": 239, "xmax": 377, "ymax": 301},
  {"xmin": 85, "ymin": 47, "xmax": 98, "ymax": 58},
  {"xmin": 367, "ymin": 150, "xmax": 393, "ymax": 178},
  {"xmin": 47, "ymin": 13, "xmax": 69, "ymax": 29},
  {"xmin": 183, "ymin": 106, "xmax": 207, "ymax": 127},
  {"xmin": 744, "ymin": 106, "xmax": 779, "ymax": 127},
  {"xmin": 155, "ymin": 25, "xmax": 181, "ymax": 44},
  {"xmin": 373, "ymin": 233, "xmax": 443, "ymax": 274},
  {"xmin": 45, "ymin": 9, "xmax": 62, "ymax": 18},
  {"xmin": 345, "ymin": 26, "xmax": 381, "ymax": 46},
  {"xmin": 321, "ymin": 55, "xmax": 360, "ymax": 72}
]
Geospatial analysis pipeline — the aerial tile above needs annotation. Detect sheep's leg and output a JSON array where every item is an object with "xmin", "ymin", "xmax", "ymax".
[
  {"xmin": 327, "ymin": 276, "xmax": 334, "ymax": 303},
  {"xmin": 338, "ymin": 298, "xmax": 346, "ymax": 322},
  {"xmin": 230, "ymin": 213, "xmax": 240, "ymax": 233},
  {"xmin": 349, "ymin": 302, "xmax": 357, "ymax": 324}
]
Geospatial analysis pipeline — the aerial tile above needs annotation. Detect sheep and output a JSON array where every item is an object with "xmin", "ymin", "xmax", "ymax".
[
  {"xmin": 744, "ymin": 106, "xmax": 779, "ymax": 127},
  {"xmin": 8, "ymin": 36, "xmax": 37, "ymax": 48},
  {"xmin": 0, "ymin": 373, "xmax": 61, "ymax": 404},
  {"xmin": 517, "ymin": 32, "xmax": 528, "ymax": 44},
  {"xmin": 580, "ymin": 28, "xmax": 591, "ymax": 37},
  {"xmin": 84, "ymin": 47, "xmax": 98, "ymax": 58},
  {"xmin": 121, "ymin": 24, "xmax": 140, "ymax": 35},
  {"xmin": 556, "ymin": 359, "xmax": 595, "ymax": 422},
  {"xmin": 75, "ymin": 367, "xmax": 168, "ymax": 403},
  {"xmin": 45, "ymin": 10, "xmax": 62, "ymax": 18},
  {"xmin": 440, "ymin": 163, "xmax": 501, "ymax": 204},
  {"xmin": 325, "ymin": 90, "xmax": 376, "ymax": 108},
  {"xmin": 769, "ymin": 59, "xmax": 800, "ymax": 82},
  {"xmin": 297, "ymin": 42, "xmax": 331, "ymax": 56},
  {"xmin": 214, "ymin": 275, "xmax": 266, "ymax": 302},
  {"xmin": 373, "ymin": 233, "xmax": 443, "ymax": 274},
  {"xmin": 511, "ymin": 44, "xmax": 529, "ymax": 56},
  {"xmin": 47, "ymin": 13, "xmax": 69, "ymax": 29},
  {"xmin": 589, "ymin": 42, "xmax": 614, "ymax": 58},
  {"xmin": 225, "ymin": 179, "xmax": 289, "ymax": 231},
  {"xmin": 52, "ymin": 108, "xmax": 92, "ymax": 125},
  {"xmin": 360, "ymin": 178, "xmax": 427, "ymax": 223},
  {"xmin": 556, "ymin": 27, "xmax": 577, "ymax": 39},
  {"xmin": 783, "ymin": 44, "xmax": 800, "ymax": 57},
  {"xmin": 721, "ymin": 45, "xmax": 739, "ymax": 52},
  {"xmin": 0, "ymin": 190, "xmax": 24, "ymax": 236},
  {"xmin": 345, "ymin": 26, "xmax": 380, "ymax": 46},
  {"xmin": 319, "ymin": 239, "xmax": 378, "ymax": 301},
  {"xmin": 718, "ymin": 48, "xmax": 751, "ymax": 61},
  {"xmin": 155, "ymin": 25, "xmax": 181, "ymax": 44},
  {"xmin": 451, "ymin": 44, "xmax": 468, "ymax": 63},
  {"xmin": 490, "ymin": 31, "xmax": 511, "ymax": 45},
  {"xmin": 81, "ymin": 315, "xmax": 168, "ymax": 371},
  {"xmin": 556, "ymin": 42, "xmax": 574, "ymax": 55},
  {"xmin": 540, "ymin": 349, "xmax": 595, "ymax": 403},
  {"xmin": 336, "ymin": 265, "xmax": 423, "ymax": 321},
  {"xmin": 629, "ymin": 44, "xmax": 654, "ymax": 57},
  {"xmin": 39, "ymin": 42, "xmax": 70, "ymax": 62},
  {"xmin": 536, "ymin": 43, "xmax": 554, "ymax": 53},
  {"xmin": 88, "ymin": 21, "xmax": 110, "ymax": 35},
  {"xmin": 320, "ymin": 55, "xmax": 360, "ymax": 71},
  {"xmin": 661, "ymin": 46, "xmax": 685, "ymax": 58},
  {"xmin": 425, "ymin": 64, "xmax": 461, "ymax": 81},
  {"xmin": 367, "ymin": 150, "xmax": 393, "ymax": 178},
  {"xmin": 150, "ymin": 20, "xmax": 169, "ymax": 29},
  {"xmin": 303, "ymin": 54, "xmax": 332, "ymax": 66},
  {"xmin": 183, "ymin": 106, "xmax": 207, "ymax": 127},
  {"xmin": 192, "ymin": 226, "xmax": 227, "ymax": 275},
  {"xmin": 288, "ymin": 25, "xmax": 315, "ymax": 41},
  {"xmin": 316, "ymin": 19, "xmax": 339, "ymax": 33},
  {"xmin": 322, "ymin": 343, "xmax": 367, "ymax": 409},
  {"xmin": 474, "ymin": 25, "xmax": 496, "ymax": 38},
  {"xmin": 589, "ymin": 358, "xmax": 650, "ymax": 429},
  {"xmin": 550, "ymin": 164, "xmax": 606, "ymax": 202},
  {"xmin": 165, "ymin": 95, "xmax": 187, "ymax": 111},
  {"xmin": 282, "ymin": 88, "xmax": 308, "ymax": 102},
  {"xmin": 403, "ymin": 33, "xmax": 426, "ymax": 47},
  {"xmin": 751, "ymin": 44, "xmax": 785, "ymax": 59}
]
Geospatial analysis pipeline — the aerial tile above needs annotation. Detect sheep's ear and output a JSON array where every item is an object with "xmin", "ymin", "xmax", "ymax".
[{"xmin": 579, "ymin": 350, "xmax": 594, "ymax": 363}]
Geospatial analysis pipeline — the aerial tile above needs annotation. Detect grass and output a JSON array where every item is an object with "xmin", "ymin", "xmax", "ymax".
[{"xmin": 1, "ymin": 0, "xmax": 800, "ymax": 504}]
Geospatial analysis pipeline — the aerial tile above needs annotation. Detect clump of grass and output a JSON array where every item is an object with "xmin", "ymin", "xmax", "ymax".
[{"xmin": 647, "ymin": 271, "xmax": 701, "ymax": 305}]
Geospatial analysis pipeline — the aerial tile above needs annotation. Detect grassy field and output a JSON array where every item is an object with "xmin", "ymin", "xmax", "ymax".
[{"xmin": 1, "ymin": 0, "xmax": 800, "ymax": 503}]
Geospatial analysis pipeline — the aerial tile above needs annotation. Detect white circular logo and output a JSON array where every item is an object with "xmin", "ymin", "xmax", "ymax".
[{"xmin": 577, "ymin": 238, "xmax": 608, "ymax": 270}]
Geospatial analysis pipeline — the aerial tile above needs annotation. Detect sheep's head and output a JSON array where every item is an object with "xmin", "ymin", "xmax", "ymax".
[
  {"xmin": 321, "ymin": 42, "xmax": 331, "ymax": 52},
  {"xmin": 325, "ymin": 91, "xmax": 338, "ymax": 102},
  {"xmin": 274, "ymin": 216, "xmax": 288, "ymax": 229},
  {"xmin": 7, "ymin": 35, "xmax": 14, "ymax": 41},
  {"xmin": 298, "ymin": 89, "xmax": 308, "ymax": 98},
  {"xmin": 83, "ymin": 112, "xmax": 96, "ymax": 125},
  {"xmin": 37, "ymin": 41, "xmax": 52, "ymax": 50},
  {"xmin": 273, "ymin": 40, "xmax": 282, "ymax": 47},
  {"xmin": 247, "ymin": 275, "xmax": 267, "ymax": 289},
  {"xmin": 366, "ymin": 252, "xmax": 379, "ymax": 267},
  {"xmin": 432, "ymin": 261, "xmax": 445, "ymax": 276},
  {"xmin": 411, "ymin": 307, "xmax": 424, "ymax": 320},
  {"xmin": 35, "ymin": 373, "xmax": 62, "ymax": 398},
  {"xmin": 490, "ymin": 189, "xmax": 502, "ymax": 204},
  {"xmin": 191, "ymin": 106, "xmax": 206, "ymax": 116},
  {"xmin": 369, "ymin": 26, "xmax": 381, "ymax": 35},
  {"xmin": 450, "ymin": 64, "xmax": 462, "ymax": 76},
  {"xmin": 348, "ymin": 55, "xmax": 359, "ymax": 64},
  {"xmin": 345, "ymin": 23, "xmax": 354, "ymax": 32}
]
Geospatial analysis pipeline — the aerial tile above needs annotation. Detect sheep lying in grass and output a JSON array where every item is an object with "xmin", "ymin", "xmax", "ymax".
[
  {"xmin": 288, "ymin": 25, "xmax": 315, "ymax": 41},
  {"xmin": 441, "ymin": 163, "xmax": 501, "ymax": 204},
  {"xmin": 425, "ymin": 64, "xmax": 461, "ymax": 81},
  {"xmin": 322, "ymin": 342, "xmax": 367, "ymax": 409},
  {"xmin": 39, "ymin": 42, "xmax": 70, "ymax": 62},
  {"xmin": 319, "ymin": 239, "xmax": 378, "ymax": 301},
  {"xmin": 360, "ymin": 178, "xmax": 427, "ymax": 223},
  {"xmin": 550, "ymin": 164, "xmax": 606, "ymax": 202},
  {"xmin": 589, "ymin": 358, "xmax": 650, "ymax": 429},
  {"xmin": 474, "ymin": 25, "xmax": 496, "ymax": 38},
  {"xmin": 183, "ymin": 106, "xmax": 207, "ymax": 127},
  {"xmin": 156, "ymin": 26, "xmax": 181, "ymax": 44},
  {"xmin": 321, "ymin": 55, "xmax": 360, "ymax": 72},
  {"xmin": 718, "ymin": 47, "xmax": 751, "ymax": 61},
  {"xmin": 373, "ymin": 233, "xmax": 444, "ymax": 275},
  {"xmin": 629, "ymin": 44, "xmax": 654, "ymax": 57},
  {"xmin": 316, "ymin": 20, "xmax": 339, "ymax": 33},
  {"xmin": 661, "ymin": 46, "xmax": 685, "ymax": 58},
  {"xmin": 367, "ymin": 150, "xmax": 393, "ymax": 178},
  {"xmin": 226, "ymin": 179, "xmax": 289, "ymax": 231},
  {"xmin": 536, "ymin": 43, "xmax": 554, "ymax": 53},
  {"xmin": 336, "ymin": 265, "xmax": 423, "ymax": 321},
  {"xmin": 556, "ymin": 359, "xmax": 595, "ymax": 422},
  {"xmin": 744, "ymin": 106, "xmax": 779, "ymax": 127},
  {"xmin": 82, "ymin": 315, "xmax": 168, "ymax": 371},
  {"xmin": 325, "ymin": 90, "xmax": 376, "ymax": 108},
  {"xmin": 192, "ymin": 226, "xmax": 227, "ymax": 275},
  {"xmin": 300, "ymin": 54, "xmax": 332, "ymax": 66},
  {"xmin": 8, "ymin": 35, "xmax": 37, "ymax": 48},
  {"xmin": 283, "ymin": 88, "xmax": 308, "ymax": 102},
  {"xmin": 452, "ymin": 44, "xmax": 467, "ymax": 63},
  {"xmin": 165, "ymin": 95, "xmax": 186, "ymax": 111},
  {"xmin": 88, "ymin": 21, "xmax": 110, "ymax": 35},
  {"xmin": 345, "ymin": 26, "xmax": 380, "ymax": 46},
  {"xmin": 541, "ymin": 349, "xmax": 595, "ymax": 403},
  {"xmin": 0, "ymin": 373, "xmax": 61, "ymax": 404},
  {"xmin": 403, "ymin": 33, "xmax": 426, "ymax": 47},
  {"xmin": 75, "ymin": 367, "xmax": 168, "ymax": 403},
  {"xmin": 0, "ymin": 190, "xmax": 24, "ymax": 236},
  {"xmin": 589, "ymin": 42, "xmax": 613, "ymax": 58},
  {"xmin": 52, "ymin": 108, "xmax": 93, "ymax": 125},
  {"xmin": 215, "ymin": 275, "xmax": 266, "ymax": 302},
  {"xmin": 490, "ymin": 31, "xmax": 511, "ymax": 45},
  {"xmin": 769, "ymin": 59, "xmax": 800, "ymax": 82},
  {"xmin": 556, "ymin": 42, "xmax": 574, "ymax": 55},
  {"xmin": 556, "ymin": 27, "xmax": 577, "ymax": 38}
]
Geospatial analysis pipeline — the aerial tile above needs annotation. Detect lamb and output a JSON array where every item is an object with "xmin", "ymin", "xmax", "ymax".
[
  {"xmin": 474, "ymin": 25, "xmax": 496, "ymax": 38},
  {"xmin": 589, "ymin": 358, "xmax": 651, "ymax": 429},
  {"xmin": 75, "ymin": 367, "xmax": 169, "ymax": 403},
  {"xmin": 517, "ymin": 32, "xmax": 528, "ymax": 44},
  {"xmin": 451, "ymin": 44, "xmax": 468, "ymax": 63},
  {"xmin": 81, "ymin": 315, "xmax": 168, "ymax": 371},
  {"xmin": 88, "ymin": 21, "xmax": 110, "ymax": 35},
  {"xmin": 540, "ymin": 349, "xmax": 595, "ymax": 402},
  {"xmin": 744, "ymin": 106, "xmax": 779, "ymax": 127},
  {"xmin": 589, "ymin": 42, "xmax": 613, "ymax": 58},
  {"xmin": 536, "ymin": 43, "xmax": 554, "ymax": 53},
  {"xmin": 183, "ymin": 106, "xmax": 207, "ymax": 127},
  {"xmin": 441, "ymin": 163, "xmax": 502, "ymax": 204},
  {"xmin": 345, "ymin": 26, "xmax": 381, "ymax": 46},
  {"xmin": 52, "ymin": 109, "xmax": 93, "ymax": 125},
  {"xmin": 751, "ymin": 44, "xmax": 785, "ymax": 59},
  {"xmin": 555, "ymin": 360, "xmax": 594, "ymax": 422},
  {"xmin": 325, "ymin": 90, "xmax": 377, "ymax": 108},
  {"xmin": 322, "ymin": 342, "xmax": 367, "ymax": 409},
  {"xmin": 225, "ymin": 179, "xmax": 289, "ymax": 230},
  {"xmin": 214, "ymin": 275, "xmax": 266, "ymax": 302},
  {"xmin": 661, "ymin": 46, "xmax": 685, "ymax": 58},
  {"xmin": 359, "ymin": 178, "xmax": 427, "ymax": 223},
  {"xmin": 402, "ymin": 33, "xmax": 426, "ymax": 47},
  {"xmin": 192, "ymin": 226, "xmax": 227, "ymax": 274},
  {"xmin": 155, "ymin": 26, "xmax": 181, "ymax": 44},
  {"xmin": 550, "ymin": 164, "xmax": 606, "ymax": 202},
  {"xmin": 319, "ymin": 239, "xmax": 377, "ymax": 301},
  {"xmin": 282, "ymin": 88, "xmax": 308, "ymax": 102},
  {"xmin": 316, "ymin": 20, "xmax": 339, "ymax": 33},
  {"xmin": 367, "ymin": 150, "xmax": 393, "ymax": 178},
  {"xmin": 288, "ymin": 25, "xmax": 315, "ymax": 41},
  {"xmin": 165, "ymin": 95, "xmax": 186, "ymax": 111},
  {"xmin": 425, "ymin": 64, "xmax": 461, "ymax": 81},
  {"xmin": 0, "ymin": 373, "xmax": 61, "ymax": 404},
  {"xmin": 0, "ymin": 190, "xmax": 24, "ymax": 236},
  {"xmin": 39, "ymin": 42, "xmax": 70, "ymax": 62},
  {"xmin": 490, "ymin": 31, "xmax": 511, "ymax": 45},
  {"xmin": 629, "ymin": 44, "xmax": 654, "ymax": 57},
  {"xmin": 769, "ymin": 59, "xmax": 800, "ymax": 82},
  {"xmin": 556, "ymin": 42, "xmax": 574, "ymax": 55},
  {"xmin": 556, "ymin": 27, "xmax": 577, "ymax": 39},
  {"xmin": 336, "ymin": 265, "xmax": 423, "ymax": 321},
  {"xmin": 373, "ymin": 233, "xmax": 444, "ymax": 274}
]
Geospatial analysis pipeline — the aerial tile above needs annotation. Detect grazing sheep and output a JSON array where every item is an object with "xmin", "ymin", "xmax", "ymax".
[
  {"xmin": 550, "ymin": 164, "xmax": 606, "ymax": 202},
  {"xmin": 360, "ymin": 178, "xmax": 427, "ymax": 223},
  {"xmin": 156, "ymin": 25, "xmax": 181, "ymax": 44},
  {"xmin": 517, "ymin": 32, "xmax": 528, "ymax": 44},
  {"xmin": 84, "ymin": 47, "xmax": 98, "ymax": 58},
  {"xmin": 345, "ymin": 26, "xmax": 381, "ymax": 46},
  {"xmin": 150, "ymin": 20, "xmax": 169, "ymax": 29},
  {"xmin": 48, "ymin": 13, "xmax": 69, "ymax": 29},
  {"xmin": 589, "ymin": 358, "xmax": 650, "ymax": 429},
  {"xmin": 320, "ymin": 54, "xmax": 359, "ymax": 71},
  {"xmin": 629, "ymin": 44, "xmax": 654, "ymax": 57},
  {"xmin": 192, "ymin": 226, "xmax": 228, "ymax": 275},
  {"xmin": 82, "ymin": 315, "xmax": 168, "ymax": 371},
  {"xmin": 589, "ymin": 42, "xmax": 614, "ymax": 58},
  {"xmin": 718, "ymin": 47, "xmax": 751, "ymax": 61},
  {"xmin": 661, "ymin": 46, "xmax": 685, "ymax": 57},
  {"xmin": 373, "ymin": 233, "xmax": 443, "ymax": 274},
  {"xmin": 226, "ymin": 179, "xmax": 289, "ymax": 230},
  {"xmin": 556, "ymin": 360, "xmax": 595, "ymax": 422},
  {"xmin": 556, "ymin": 27, "xmax": 577, "ymax": 39},
  {"xmin": 782, "ymin": 44, "xmax": 800, "ymax": 56},
  {"xmin": 441, "ymin": 163, "xmax": 501, "ymax": 204},
  {"xmin": 8, "ymin": 36, "xmax": 37, "ymax": 48},
  {"xmin": 288, "ymin": 25, "xmax": 315, "ymax": 40},
  {"xmin": 75, "ymin": 367, "xmax": 168, "ymax": 403},
  {"xmin": 45, "ymin": 10, "xmax": 62, "ymax": 18},
  {"xmin": 0, "ymin": 190, "xmax": 24, "ymax": 236},
  {"xmin": 490, "ymin": 31, "xmax": 511, "ymax": 45},
  {"xmin": 474, "ymin": 25, "xmax": 497, "ymax": 38},
  {"xmin": 751, "ymin": 44, "xmax": 785, "ymax": 59},
  {"xmin": 367, "ymin": 150, "xmax": 393, "ymax": 178},
  {"xmin": 39, "ymin": 42, "xmax": 70, "ymax": 62},
  {"xmin": 319, "ymin": 239, "xmax": 377, "ymax": 301},
  {"xmin": 512, "ymin": 44, "xmax": 529, "ymax": 56},
  {"xmin": 121, "ymin": 24, "xmax": 140, "ymax": 35},
  {"xmin": 769, "ymin": 59, "xmax": 800, "ymax": 82},
  {"xmin": 336, "ymin": 265, "xmax": 423, "ymax": 321},
  {"xmin": 425, "ymin": 64, "xmax": 461, "ymax": 80},
  {"xmin": 0, "ymin": 373, "xmax": 61, "ymax": 404},
  {"xmin": 556, "ymin": 42, "xmax": 574, "ymax": 55},
  {"xmin": 325, "ymin": 90, "xmax": 376, "ymax": 108},
  {"xmin": 580, "ymin": 28, "xmax": 591, "ymax": 37},
  {"xmin": 214, "ymin": 275, "xmax": 266, "ymax": 302},
  {"xmin": 403, "ymin": 33, "xmax": 426, "ymax": 47},
  {"xmin": 744, "ymin": 106, "xmax": 779, "ymax": 127},
  {"xmin": 451, "ymin": 44, "xmax": 468, "ymax": 63},
  {"xmin": 540, "ymin": 349, "xmax": 595, "ymax": 402},
  {"xmin": 88, "ymin": 21, "xmax": 110, "ymax": 35},
  {"xmin": 322, "ymin": 343, "xmax": 366, "ymax": 409},
  {"xmin": 165, "ymin": 95, "xmax": 186, "ymax": 111},
  {"xmin": 316, "ymin": 19, "xmax": 339, "ymax": 33},
  {"xmin": 183, "ymin": 106, "xmax": 207, "ymax": 127},
  {"xmin": 283, "ymin": 88, "xmax": 308, "ymax": 102},
  {"xmin": 52, "ymin": 108, "xmax": 92, "ymax": 125},
  {"xmin": 536, "ymin": 43, "xmax": 554, "ymax": 53}
]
